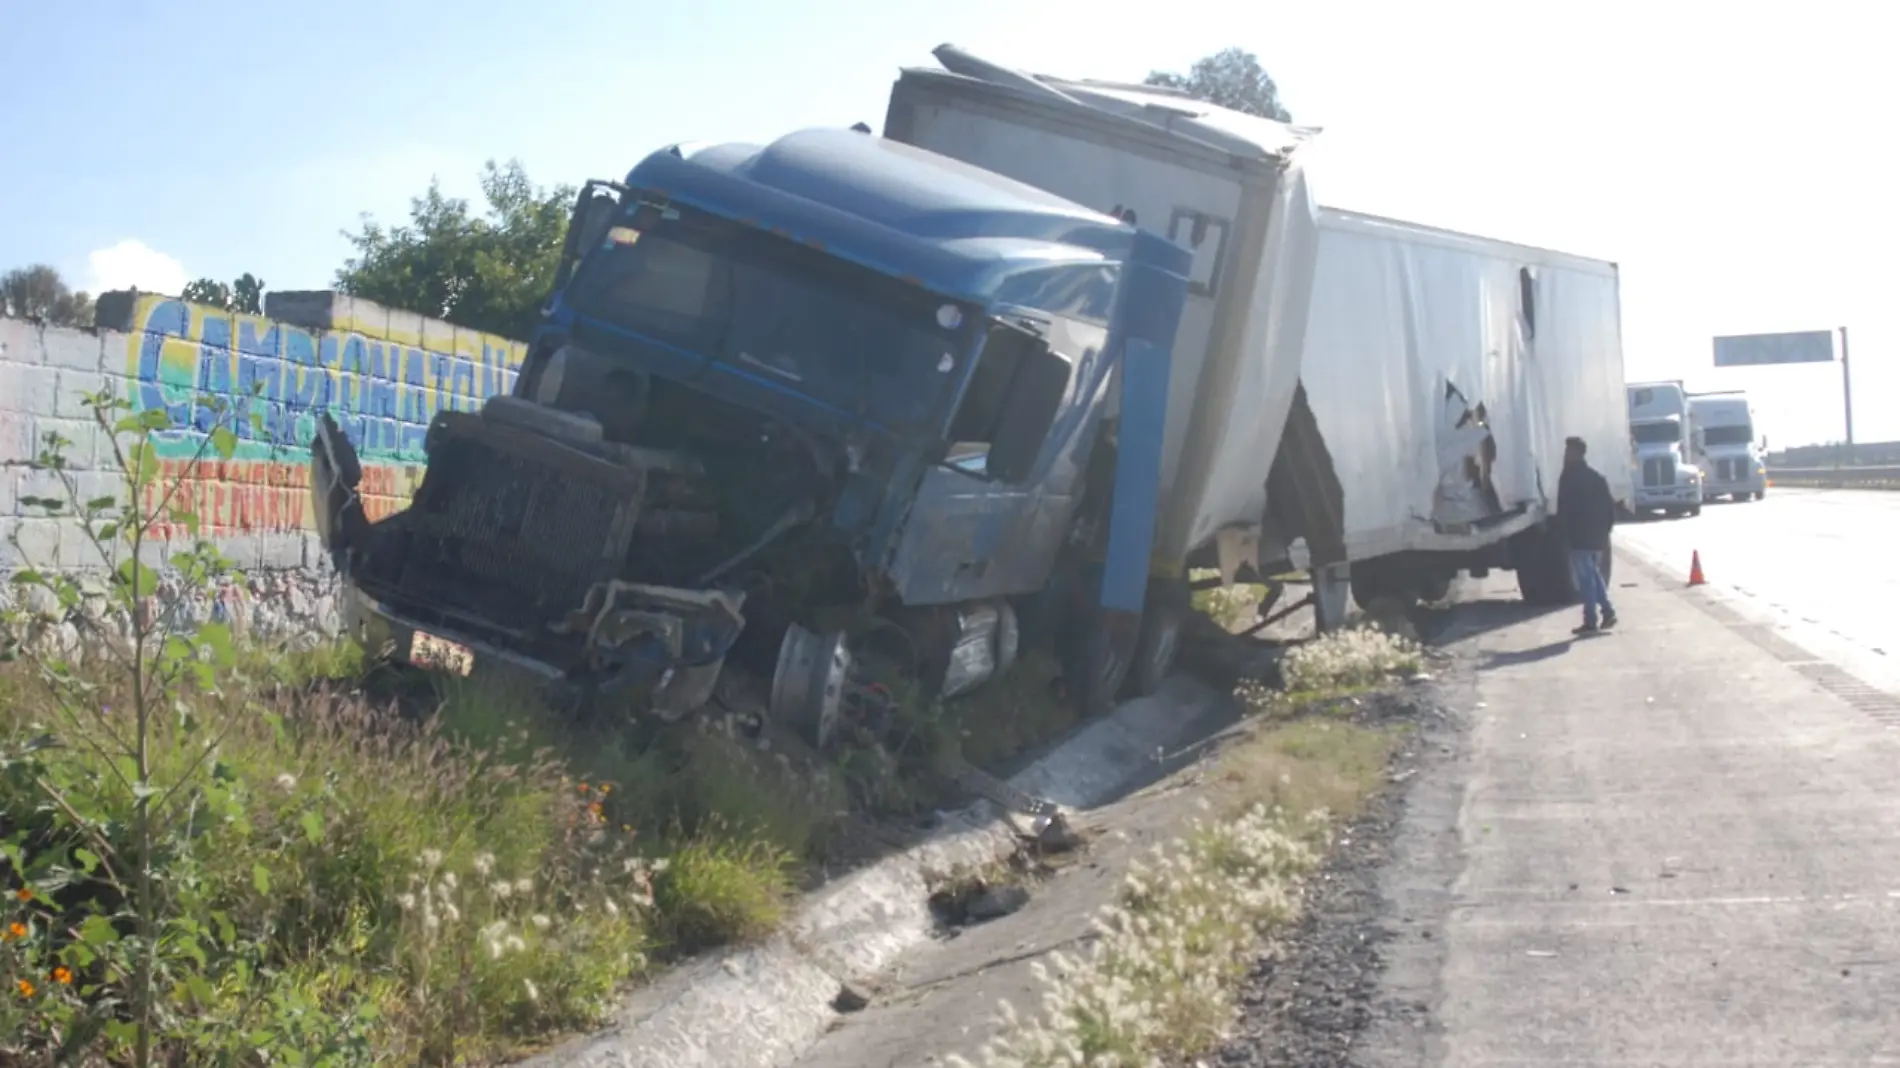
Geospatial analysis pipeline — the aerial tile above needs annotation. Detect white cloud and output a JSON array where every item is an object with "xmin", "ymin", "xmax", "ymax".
[{"xmin": 84, "ymin": 239, "xmax": 188, "ymax": 297}]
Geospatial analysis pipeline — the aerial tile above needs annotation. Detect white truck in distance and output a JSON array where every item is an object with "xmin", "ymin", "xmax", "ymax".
[
  {"xmin": 1688, "ymin": 391, "xmax": 1767, "ymax": 501},
  {"xmin": 1627, "ymin": 380, "xmax": 1704, "ymax": 516},
  {"xmin": 885, "ymin": 45, "xmax": 1634, "ymax": 620}
]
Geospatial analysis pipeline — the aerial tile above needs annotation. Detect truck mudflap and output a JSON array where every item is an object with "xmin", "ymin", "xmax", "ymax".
[{"xmin": 307, "ymin": 410, "xmax": 748, "ymax": 720}]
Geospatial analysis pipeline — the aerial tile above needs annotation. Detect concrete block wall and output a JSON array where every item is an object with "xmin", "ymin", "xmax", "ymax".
[{"xmin": 0, "ymin": 292, "xmax": 526, "ymax": 639}]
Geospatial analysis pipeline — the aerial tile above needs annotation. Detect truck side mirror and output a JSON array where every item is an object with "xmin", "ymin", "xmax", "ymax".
[
  {"xmin": 552, "ymin": 185, "xmax": 625, "ymax": 292},
  {"xmin": 967, "ymin": 323, "xmax": 1072, "ymax": 483}
]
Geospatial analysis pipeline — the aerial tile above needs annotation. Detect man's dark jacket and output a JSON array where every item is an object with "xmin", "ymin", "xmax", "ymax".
[{"xmin": 1556, "ymin": 460, "xmax": 1616, "ymax": 551}]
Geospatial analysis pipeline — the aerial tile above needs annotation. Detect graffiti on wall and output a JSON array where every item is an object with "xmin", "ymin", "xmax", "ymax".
[{"xmin": 122, "ymin": 295, "xmax": 524, "ymax": 537}]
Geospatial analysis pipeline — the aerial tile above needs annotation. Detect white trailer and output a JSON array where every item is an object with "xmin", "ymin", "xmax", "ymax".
[
  {"xmin": 1688, "ymin": 391, "xmax": 1766, "ymax": 501},
  {"xmin": 886, "ymin": 46, "xmax": 1632, "ymax": 621},
  {"xmin": 1296, "ymin": 208, "xmax": 1634, "ymax": 608}
]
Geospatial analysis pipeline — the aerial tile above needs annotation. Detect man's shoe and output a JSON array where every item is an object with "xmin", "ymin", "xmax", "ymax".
[
  {"xmin": 1601, "ymin": 612, "xmax": 1618, "ymax": 630},
  {"xmin": 1573, "ymin": 622, "xmax": 1599, "ymax": 636}
]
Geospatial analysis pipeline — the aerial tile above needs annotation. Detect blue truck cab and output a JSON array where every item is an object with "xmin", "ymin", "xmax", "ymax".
[{"xmin": 311, "ymin": 127, "xmax": 1190, "ymax": 741}]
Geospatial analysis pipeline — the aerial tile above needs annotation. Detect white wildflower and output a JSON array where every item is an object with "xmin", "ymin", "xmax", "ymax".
[
  {"xmin": 531, "ymin": 914, "xmax": 551, "ymax": 930},
  {"xmin": 523, "ymin": 978, "xmax": 539, "ymax": 1003},
  {"xmin": 490, "ymin": 881, "xmax": 514, "ymax": 901},
  {"xmin": 273, "ymin": 772, "xmax": 297, "ymax": 791},
  {"xmin": 473, "ymin": 852, "xmax": 496, "ymax": 877},
  {"xmin": 419, "ymin": 848, "xmax": 444, "ymax": 871},
  {"xmin": 396, "ymin": 893, "xmax": 417, "ymax": 912},
  {"xmin": 514, "ymin": 876, "xmax": 534, "ymax": 895},
  {"xmin": 505, "ymin": 934, "xmax": 527, "ymax": 954}
]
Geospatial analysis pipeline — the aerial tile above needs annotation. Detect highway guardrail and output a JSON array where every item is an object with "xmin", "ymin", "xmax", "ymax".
[{"xmin": 1768, "ymin": 465, "xmax": 1900, "ymax": 490}]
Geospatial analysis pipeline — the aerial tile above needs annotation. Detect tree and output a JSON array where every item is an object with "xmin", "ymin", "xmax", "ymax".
[
  {"xmin": 181, "ymin": 272, "xmax": 265, "ymax": 314},
  {"xmin": 1, "ymin": 264, "xmax": 95, "ymax": 328},
  {"xmin": 335, "ymin": 160, "xmax": 574, "ymax": 340},
  {"xmin": 1145, "ymin": 47, "xmax": 1292, "ymax": 122}
]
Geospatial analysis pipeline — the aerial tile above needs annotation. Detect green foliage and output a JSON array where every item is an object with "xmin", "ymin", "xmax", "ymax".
[
  {"xmin": 335, "ymin": 160, "xmax": 573, "ymax": 340},
  {"xmin": 1, "ymin": 264, "xmax": 94, "ymax": 328},
  {"xmin": 1145, "ymin": 47, "xmax": 1293, "ymax": 122},
  {"xmin": 0, "ymin": 388, "xmax": 782, "ymax": 1065},
  {"xmin": 182, "ymin": 273, "xmax": 266, "ymax": 315},
  {"xmin": 650, "ymin": 824, "xmax": 795, "ymax": 954}
]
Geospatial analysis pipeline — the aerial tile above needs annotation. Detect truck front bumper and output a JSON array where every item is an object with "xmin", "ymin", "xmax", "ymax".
[
  {"xmin": 341, "ymin": 582, "xmax": 741, "ymax": 717},
  {"xmin": 1703, "ymin": 477, "xmax": 1766, "ymax": 497},
  {"xmin": 342, "ymin": 584, "xmax": 565, "ymax": 685},
  {"xmin": 1633, "ymin": 485, "xmax": 1703, "ymax": 510}
]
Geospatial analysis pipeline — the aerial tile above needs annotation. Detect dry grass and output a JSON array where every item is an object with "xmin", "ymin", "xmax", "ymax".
[
  {"xmin": 954, "ymin": 624, "xmax": 1415, "ymax": 1067},
  {"xmin": 1190, "ymin": 568, "xmax": 1270, "ymax": 633}
]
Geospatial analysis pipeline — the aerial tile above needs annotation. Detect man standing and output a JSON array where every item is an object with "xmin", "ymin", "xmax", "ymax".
[{"xmin": 1556, "ymin": 435, "xmax": 1618, "ymax": 634}]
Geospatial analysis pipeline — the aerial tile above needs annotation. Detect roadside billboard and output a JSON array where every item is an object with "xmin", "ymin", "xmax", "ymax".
[{"xmin": 1712, "ymin": 330, "xmax": 1836, "ymax": 367}]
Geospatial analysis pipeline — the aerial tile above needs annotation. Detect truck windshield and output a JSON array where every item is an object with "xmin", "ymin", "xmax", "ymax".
[
  {"xmin": 1631, "ymin": 422, "xmax": 1681, "ymax": 445},
  {"xmin": 1702, "ymin": 425, "xmax": 1753, "ymax": 446},
  {"xmin": 563, "ymin": 204, "xmax": 975, "ymax": 428}
]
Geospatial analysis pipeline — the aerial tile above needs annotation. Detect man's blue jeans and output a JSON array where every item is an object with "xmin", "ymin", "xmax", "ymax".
[{"xmin": 1569, "ymin": 549, "xmax": 1614, "ymax": 627}]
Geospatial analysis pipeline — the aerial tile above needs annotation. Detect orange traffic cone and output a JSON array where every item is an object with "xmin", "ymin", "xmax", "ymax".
[{"xmin": 1687, "ymin": 551, "xmax": 1706, "ymax": 587}]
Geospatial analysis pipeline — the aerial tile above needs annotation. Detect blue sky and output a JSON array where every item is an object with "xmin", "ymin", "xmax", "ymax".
[{"xmin": 3, "ymin": 0, "xmax": 1891, "ymax": 447}]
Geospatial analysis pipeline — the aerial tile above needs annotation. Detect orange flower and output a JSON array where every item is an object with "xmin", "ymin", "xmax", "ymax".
[
  {"xmin": 15, "ymin": 978, "xmax": 33, "ymax": 998},
  {"xmin": 13, "ymin": 888, "xmax": 29, "ymax": 902},
  {"xmin": 6, "ymin": 922, "xmax": 26, "ymax": 940},
  {"xmin": 50, "ymin": 966, "xmax": 71, "ymax": 985},
  {"xmin": 578, "ymin": 783, "xmax": 590, "ymax": 794}
]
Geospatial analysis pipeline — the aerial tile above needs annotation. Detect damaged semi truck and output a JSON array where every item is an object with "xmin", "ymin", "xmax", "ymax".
[
  {"xmin": 311, "ymin": 125, "xmax": 1202, "ymax": 745},
  {"xmin": 310, "ymin": 47, "xmax": 1634, "ymax": 743},
  {"xmin": 884, "ymin": 45, "xmax": 1634, "ymax": 619}
]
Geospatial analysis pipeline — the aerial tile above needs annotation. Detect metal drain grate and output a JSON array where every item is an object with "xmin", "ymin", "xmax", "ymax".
[{"xmin": 1788, "ymin": 661, "xmax": 1900, "ymax": 727}]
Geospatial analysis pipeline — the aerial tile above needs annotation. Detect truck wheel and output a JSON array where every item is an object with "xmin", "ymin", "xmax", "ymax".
[
  {"xmin": 1515, "ymin": 527, "xmax": 1576, "ymax": 606},
  {"xmin": 1688, "ymin": 505, "xmax": 1702, "ymax": 517},
  {"xmin": 1124, "ymin": 577, "xmax": 1190, "ymax": 699}
]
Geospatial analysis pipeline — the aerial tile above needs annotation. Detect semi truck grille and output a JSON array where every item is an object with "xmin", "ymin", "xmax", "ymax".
[
  {"xmin": 1717, "ymin": 458, "xmax": 1743, "ymax": 482},
  {"xmin": 373, "ymin": 417, "xmax": 644, "ymax": 633},
  {"xmin": 1642, "ymin": 457, "xmax": 1676, "ymax": 488}
]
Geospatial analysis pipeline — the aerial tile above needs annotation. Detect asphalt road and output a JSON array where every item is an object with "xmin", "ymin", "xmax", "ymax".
[
  {"xmin": 1615, "ymin": 488, "xmax": 1899, "ymax": 693},
  {"xmin": 1365, "ymin": 561, "xmax": 1900, "ymax": 1066}
]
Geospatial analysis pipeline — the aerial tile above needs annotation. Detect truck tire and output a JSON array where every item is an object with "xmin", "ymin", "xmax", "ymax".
[
  {"xmin": 1124, "ymin": 577, "xmax": 1190, "ymax": 699},
  {"xmin": 1515, "ymin": 527, "xmax": 1577, "ymax": 606}
]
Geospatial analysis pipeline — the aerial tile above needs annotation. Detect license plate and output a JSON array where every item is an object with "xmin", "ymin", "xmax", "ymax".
[{"xmin": 409, "ymin": 630, "xmax": 475, "ymax": 677}]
